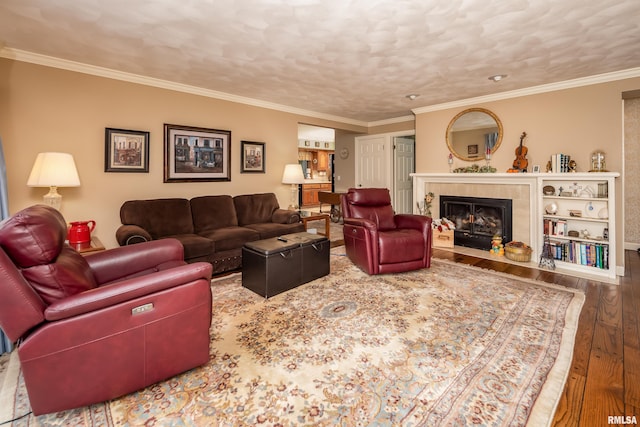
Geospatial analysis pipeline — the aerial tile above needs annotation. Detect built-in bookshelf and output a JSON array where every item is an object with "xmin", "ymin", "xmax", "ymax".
[{"xmin": 539, "ymin": 174, "xmax": 617, "ymax": 280}]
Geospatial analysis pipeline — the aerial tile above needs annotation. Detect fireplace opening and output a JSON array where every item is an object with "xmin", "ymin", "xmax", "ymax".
[{"xmin": 440, "ymin": 195, "xmax": 512, "ymax": 250}]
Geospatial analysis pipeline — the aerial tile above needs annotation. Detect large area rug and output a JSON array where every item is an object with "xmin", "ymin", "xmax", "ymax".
[{"xmin": 0, "ymin": 247, "xmax": 584, "ymax": 426}]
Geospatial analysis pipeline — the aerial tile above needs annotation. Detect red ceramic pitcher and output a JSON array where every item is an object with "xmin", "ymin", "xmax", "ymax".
[{"xmin": 68, "ymin": 220, "xmax": 96, "ymax": 244}]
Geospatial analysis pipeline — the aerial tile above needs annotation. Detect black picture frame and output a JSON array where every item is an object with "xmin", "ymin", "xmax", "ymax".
[
  {"xmin": 241, "ymin": 141, "xmax": 265, "ymax": 173},
  {"xmin": 163, "ymin": 124, "xmax": 231, "ymax": 182},
  {"xmin": 104, "ymin": 128, "xmax": 149, "ymax": 173}
]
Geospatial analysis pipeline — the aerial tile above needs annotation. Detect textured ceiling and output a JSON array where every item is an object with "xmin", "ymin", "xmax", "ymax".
[{"xmin": 1, "ymin": 0, "xmax": 640, "ymax": 123}]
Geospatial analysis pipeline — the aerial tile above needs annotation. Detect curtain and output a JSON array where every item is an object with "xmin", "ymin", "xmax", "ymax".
[{"xmin": 0, "ymin": 137, "xmax": 13, "ymax": 353}]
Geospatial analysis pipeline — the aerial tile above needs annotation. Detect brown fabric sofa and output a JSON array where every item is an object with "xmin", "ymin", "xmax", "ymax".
[{"xmin": 116, "ymin": 193, "xmax": 304, "ymax": 274}]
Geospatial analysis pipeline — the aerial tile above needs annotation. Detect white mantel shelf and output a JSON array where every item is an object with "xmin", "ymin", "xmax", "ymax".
[{"xmin": 411, "ymin": 172, "xmax": 621, "ymax": 283}]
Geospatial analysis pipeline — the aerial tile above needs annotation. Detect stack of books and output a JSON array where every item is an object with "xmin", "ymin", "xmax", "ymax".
[
  {"xmin": 547, "ymin": 240, "xmax": 609, "ymax": 269},
  {"xmin": 551, "ymin": 153, "xmax": 570, "ymax": 173}
]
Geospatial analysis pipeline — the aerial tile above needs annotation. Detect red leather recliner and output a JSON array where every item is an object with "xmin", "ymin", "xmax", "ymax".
[
  {"xmin": 341, "ymin": 188, "xmax": 432, "ymax": 275},
  {"xmin": 0, "ymin": 205, "xmax": 213, "ymax": 415}
]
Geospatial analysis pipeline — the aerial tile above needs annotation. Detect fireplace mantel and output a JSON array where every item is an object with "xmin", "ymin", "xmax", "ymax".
[{"xmin": 411, "ymin": 172, "xmax": 621, "ymax": 282}]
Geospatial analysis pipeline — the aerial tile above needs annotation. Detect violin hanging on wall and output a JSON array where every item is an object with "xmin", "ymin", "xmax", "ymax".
[{"xmin": 512, "ymin": 132, "xmax": 528, "ymax": 172}]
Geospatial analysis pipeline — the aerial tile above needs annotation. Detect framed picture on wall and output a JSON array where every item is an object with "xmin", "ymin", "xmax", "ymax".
[
  {"xmin": 104, "ymin": 128, "xmax": 150, "ymax": 173},
  {"xmin": 163, "ymin": 123, "xmax": 231, "ymax": 182},
  {"xmin": 467, "ymin": 144, "xmax": 479, "ymax": 156},
  {"xmin": 241, "ymin": 141, "xmax": 265, "ymax": 173}
]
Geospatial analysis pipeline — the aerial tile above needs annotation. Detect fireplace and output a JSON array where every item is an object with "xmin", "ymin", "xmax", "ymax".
[{"xmin": 440, "ymin": 195, "xmax": 512, "ymax": 250}]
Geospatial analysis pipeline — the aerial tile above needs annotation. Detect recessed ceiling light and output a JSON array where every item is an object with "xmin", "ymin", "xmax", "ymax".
[
  {"xmin": 488, "ymin": 74, "xmax": 508, "ymax": 82},
  {"xmin": 406, "ymin": 94, "xmax": 420, "ymax": 100}
]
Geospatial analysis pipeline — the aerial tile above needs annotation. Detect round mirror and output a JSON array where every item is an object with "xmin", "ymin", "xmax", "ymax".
[{"xmin": 446, "ymin": 108, "xmax": 503, "ymax": 161}]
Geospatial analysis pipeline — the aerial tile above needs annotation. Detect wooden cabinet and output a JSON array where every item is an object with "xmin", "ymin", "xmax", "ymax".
[
  {"xmin": 317, "ymin": 151, "xmax": 329, "ymax": 170},
  {"xmin": 301, "ymin": 183, "xmax": 331, "ymax": 207}
]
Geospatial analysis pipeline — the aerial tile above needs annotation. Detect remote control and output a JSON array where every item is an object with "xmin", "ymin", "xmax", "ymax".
[{"xmin": 277, "ymin": 237, "xmax": 288, "ymax": 242}]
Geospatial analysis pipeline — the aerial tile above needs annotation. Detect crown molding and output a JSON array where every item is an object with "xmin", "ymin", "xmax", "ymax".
[
  {"xmin": 0, "ymin": 48, "xmax": 370, "ymax": 127},
  {"xmin": 412, "ymin": 67, "xmax": 640, "ymax": 114}
]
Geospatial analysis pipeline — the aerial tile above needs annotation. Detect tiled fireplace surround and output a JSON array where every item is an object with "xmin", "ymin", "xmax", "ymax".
[{"xmin": 412, "ymin": 174, "xmax": 537, "ymax": 259}]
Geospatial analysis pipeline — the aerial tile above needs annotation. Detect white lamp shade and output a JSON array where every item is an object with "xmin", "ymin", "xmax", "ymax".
[
  {"xmin": 27, "ymin": 152, "xmax": 81, "ymax": 187},
  {"xmin": 281, "ymin": 164, "xmax": 305, "ymax": 184}
]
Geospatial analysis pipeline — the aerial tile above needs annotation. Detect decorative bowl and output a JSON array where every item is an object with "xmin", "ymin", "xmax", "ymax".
[
  {"xmin": 505, "ymin": 241, "xmax": 532, "ymax": 262},
  {"xmin": 543, "ymin": 185, "xmax": 555, "ymax": 196}
]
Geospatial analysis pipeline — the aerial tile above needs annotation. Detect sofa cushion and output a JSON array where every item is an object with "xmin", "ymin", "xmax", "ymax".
[
  {"xmin": 191, "ymin": 195, "xmax": 238, "ymax": 233},
  {"xmin": 198, "ymin": 227, "xmax": 260, "ymax": 251},
  {"xmin": 120, "ymin": 199, "xmax": 193, "ymax": 239},
  {"xmin": 165, "ymin": 234, "xmax": 214, "ymax": 260},
  {"xmin": 244, "ymin": 222, "xmax": 305, "ymax": 239},
  {"xmin": 233, "ymin": 193, "xmax": 279, "ymax": 226}
]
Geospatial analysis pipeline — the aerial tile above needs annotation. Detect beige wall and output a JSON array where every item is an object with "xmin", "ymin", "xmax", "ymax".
[
  {"xmin": 415, "ymin": 77, "xmax": 640, "ymax": 269},
  {"xmin": 0, "ymin": 59, "xmax": 366, "ymax": 248}
]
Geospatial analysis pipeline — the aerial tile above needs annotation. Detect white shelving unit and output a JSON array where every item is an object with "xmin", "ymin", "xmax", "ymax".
[{"xmin": 538, "ymin": 173, "xmax": 618, "ymax": 281}]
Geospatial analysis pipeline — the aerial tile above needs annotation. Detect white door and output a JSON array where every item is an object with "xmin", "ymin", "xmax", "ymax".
[
  {"xmin": 393, "ymin": 136, "xmax": 415, "ymax": 214},
  {"xmin": 355, "ymin": 135, "xmax": 388, "ymax": 189}
]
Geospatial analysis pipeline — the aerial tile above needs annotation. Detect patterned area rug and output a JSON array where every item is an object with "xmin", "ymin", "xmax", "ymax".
[{"xmin": 0, "ymin": 248, "xmax": 584, "ymax": 426}]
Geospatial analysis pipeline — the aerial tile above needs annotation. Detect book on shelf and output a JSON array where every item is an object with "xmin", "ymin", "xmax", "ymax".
[{"xmin": 550, "ymin": 153, "xmax": 571, "ymax": 173}]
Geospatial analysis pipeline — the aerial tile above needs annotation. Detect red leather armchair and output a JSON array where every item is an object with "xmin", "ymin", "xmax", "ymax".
[
  {"xmin": 0, "ymin": 205, "xmax": 213, "ymax": 415},
  {"xmin": 341, "ymin": 188, "xmax": 432, "ymax": 275}
]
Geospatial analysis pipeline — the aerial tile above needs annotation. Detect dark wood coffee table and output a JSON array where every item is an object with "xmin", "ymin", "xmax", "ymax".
[{"xmin": 298, "ymin": 210, "xmax": 330, "ymax": 239}]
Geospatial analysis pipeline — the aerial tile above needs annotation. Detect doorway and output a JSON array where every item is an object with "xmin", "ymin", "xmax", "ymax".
[{"xmin": 355, "ymin": 131, "xmax": 415, "ymax": 213}]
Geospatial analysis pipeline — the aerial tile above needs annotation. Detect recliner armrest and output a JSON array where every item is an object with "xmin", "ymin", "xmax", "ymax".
[
  {"xmin": 394, "ymin": 214, "xmax": 432, "ymax": 232},
  {"xmin": 116, "ymin": 224, "xmax": 152, "ymax": 246},
  {"xmin": 272, "ymin": 209, "xmax": 300, "ymax": 224},
  {"xmin": 86, "ymin": 239, "xmax": 185, "ymax": 284},
  {"xmin": 343, "ymin": 217, "xmax": 378, "ymax": 233},
  {"xmin": 44, "ymin": 262, "xmax": 212, "ymax": 321}
]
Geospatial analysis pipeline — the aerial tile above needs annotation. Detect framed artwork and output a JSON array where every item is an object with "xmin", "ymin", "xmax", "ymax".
[
  {"xmin": 467, "ymin": 144, "xmax": 479, "ymax": 156},
  {"xmin": 241, "ymin": 141, "xmax": 265, "ymax": 173},
  {"xmin": 164, "ymin": 124, "xmax": 231, "ymax": 182},
  {"xmin": 104, "ymin": 128, "xmax": 149, "ymax": 173}
]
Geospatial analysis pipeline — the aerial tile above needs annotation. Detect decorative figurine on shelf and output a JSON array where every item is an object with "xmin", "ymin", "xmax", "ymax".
[
  {"xmin": 491, "ymin": 235, "xmax": 504, "ymax": 256},
  {"xmin": 569, "ymin": 159, "xmax": 577, "ymax": 172},
  {"xmin": 546, "ymin": 160, "xmax": 552, "ymax": 173},
  {"xmin": 416, "ymin": 192, "xmax": 435, "ymax": 217}
]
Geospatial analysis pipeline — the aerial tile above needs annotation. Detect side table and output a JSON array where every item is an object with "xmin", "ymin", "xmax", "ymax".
[
  {"xmin": 71, "ymin": 236, "xmax": 105, "ymax": 255},
  {"xmin": 298, "ymin": 210, "xmax": 330, "ymax": 239}
]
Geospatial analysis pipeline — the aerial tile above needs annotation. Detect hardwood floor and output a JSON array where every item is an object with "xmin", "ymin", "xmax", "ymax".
[{"xmin": 431, "ymin": 247, "xmax": 640, "ymax": 427}]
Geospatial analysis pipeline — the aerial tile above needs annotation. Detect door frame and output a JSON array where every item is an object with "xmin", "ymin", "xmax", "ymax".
[{"xmin": 354, "ymin": 130, "xmax": 415, "ymax": 208}]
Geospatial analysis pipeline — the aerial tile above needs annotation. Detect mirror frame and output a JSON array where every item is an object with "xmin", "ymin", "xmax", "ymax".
[{"xmin": 445, "ymin": 107, "xmax": 503, "ymax": 162}]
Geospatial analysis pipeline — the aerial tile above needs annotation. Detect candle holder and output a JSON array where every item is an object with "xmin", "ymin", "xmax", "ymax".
[
  {"xmin": 448, "ymin": 153, "xmax": 454, "ymax": 173},
  {"xmin": 485, "ymin": 148, "xmax": 492, "ymax": 168}
]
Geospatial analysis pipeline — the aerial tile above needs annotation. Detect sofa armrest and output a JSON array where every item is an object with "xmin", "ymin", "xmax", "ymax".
[
  {"xmin": 44, "ymin": 262, "xmax": 213, "ymax": 321},
  {"xmin": 116, "ymin": 224, "xmax": 152, "ymax": 246},
  {"xmin": 272, "ymin": 208, "xmax": 300, "ymax": 224},
  {"xmin": 85, "ymin": 239, "xmax": 185, "ymax": 284}
]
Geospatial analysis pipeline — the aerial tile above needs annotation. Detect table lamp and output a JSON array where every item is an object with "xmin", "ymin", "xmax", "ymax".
[
  {"xmin": 281, "ymin": 163, "xmax": 305, "ymax": 210},
  {"xmin": 27, "ymin": 152, "xmax": 81, "ymax": 210}
]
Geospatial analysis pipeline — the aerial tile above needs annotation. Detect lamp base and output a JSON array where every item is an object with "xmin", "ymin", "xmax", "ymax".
[
  {"xmin": 43, "ymin": 186, "xmax": 62, "ymax": 210},
  {"xmin": 289, "ymin": 184, "xmax": 299, "ymax": 211}
]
